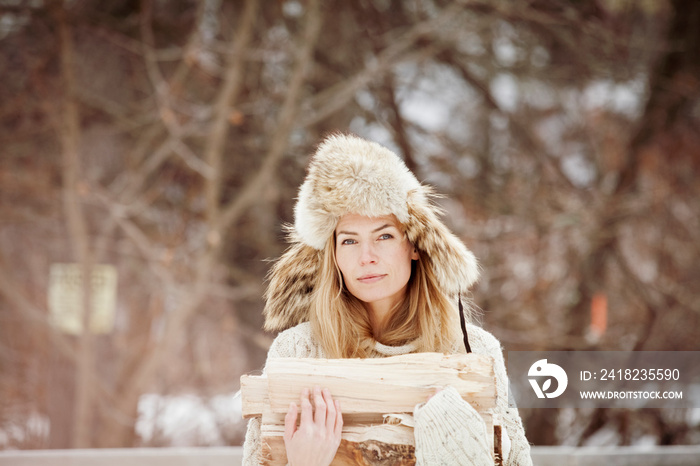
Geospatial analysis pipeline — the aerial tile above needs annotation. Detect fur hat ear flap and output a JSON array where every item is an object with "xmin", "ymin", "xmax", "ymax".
[
  {"xmin": 404, "ymin": 189, "xmax": 480, "ymax": 294},
  {"xmin": 263, "ymin": 240, "xmax": 321, "ymax": 332}
]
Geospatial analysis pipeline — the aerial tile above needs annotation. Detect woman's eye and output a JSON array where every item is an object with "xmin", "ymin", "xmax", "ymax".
[
  {"xmin": 378, "ymin": 233, "xmax": 393, "ymax": 240},
  {"xmin": 341, "ymin": 238, "xmax": 356, "ymax": 245}
]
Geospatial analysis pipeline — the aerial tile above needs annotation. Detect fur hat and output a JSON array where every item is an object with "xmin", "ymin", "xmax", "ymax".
[{"xmin": 263, "ymin": 133, "xmax": 479, "ymax": 331}]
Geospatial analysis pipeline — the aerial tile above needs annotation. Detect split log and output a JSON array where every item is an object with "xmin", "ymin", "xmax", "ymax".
[{"xmin": 241, "ymin": 352, "xmax": 501, "ymax": 465}]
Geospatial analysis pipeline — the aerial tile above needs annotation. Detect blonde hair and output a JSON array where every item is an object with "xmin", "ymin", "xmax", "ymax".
[{"xmin": 309, "ymin": 234, "xmax": 462, "ymax": 358}]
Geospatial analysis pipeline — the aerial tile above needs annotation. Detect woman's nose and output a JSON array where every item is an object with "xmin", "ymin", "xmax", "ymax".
[{"xmin": 359, "ymin": 243, "xmax": 378, "ymax": 265}]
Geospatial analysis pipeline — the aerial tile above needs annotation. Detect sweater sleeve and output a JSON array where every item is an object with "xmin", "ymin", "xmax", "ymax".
[
  {"xmin": 413, "ymin": 386, "xmax": 494, "ymax": 465},
  {"xmin": 241, "ymin": 324, "xmax": 319, "ymax": 465},
  {"xmin": 473, "ymin": 327, "xmax": 533, "ymax": 466}
]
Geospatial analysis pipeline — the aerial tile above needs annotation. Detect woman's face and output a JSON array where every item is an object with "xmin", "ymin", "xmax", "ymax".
[{"xmin": 335, "ymin": 214, "xmax": 419, "ymax": 317}]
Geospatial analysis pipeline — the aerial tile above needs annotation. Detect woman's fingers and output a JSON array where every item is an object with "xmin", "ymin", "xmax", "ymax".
[
  {"xmin": 333, "ymin": 399, "xmax": 343, "ymax": 439},
  {"xmin": 283, "ymin": 401, "xmax": 298, "ymax": 442},
  {"xmin": 299, "ymin": 388, "xmax": 314, "ymax": 427},
  {"xmin": 291, "ymin": 386, "xmax": 343, "ymax": 440},
  {"xmin": 322, "ymin": 388, "xmax": 336, "ymax": 433},
  {"xmin": 313, "ymin": 386, "xmax": 327, "ymax": 429},
  {"xmin": 283, "ymin": 387, "xmax": 343, "ymax": 465}
]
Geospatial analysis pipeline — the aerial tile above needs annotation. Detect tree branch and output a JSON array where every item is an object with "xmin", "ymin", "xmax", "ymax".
[
  {"xmin": 204, "ymin": 0, "xmax": 258, "ymax": 229},
  {"xmin": 300, "ymin": 5, "xmax": 461, "ymax": 128},
  {"xmin": 217, "ymin": 0, "xmax": 323, "ymax": 235}
]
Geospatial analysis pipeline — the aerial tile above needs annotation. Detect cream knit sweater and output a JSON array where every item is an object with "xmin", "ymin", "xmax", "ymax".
[{"xmin": 242, "ymin": 322, "xmax": 533, "ymax": 465}]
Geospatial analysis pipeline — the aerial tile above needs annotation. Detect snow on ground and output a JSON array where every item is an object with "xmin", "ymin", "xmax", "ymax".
[{"xmin": 136, "ymin": 391, "xmax": 244, "ymax": 446}]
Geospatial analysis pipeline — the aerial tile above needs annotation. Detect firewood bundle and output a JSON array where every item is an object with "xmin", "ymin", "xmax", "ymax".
[{"xmin": 241, "ymin": 353, "xmax": 502, "ymax": 465}]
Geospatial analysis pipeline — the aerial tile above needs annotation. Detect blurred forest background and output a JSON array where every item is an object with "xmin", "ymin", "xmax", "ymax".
[{"xmin": 1, "ymin": 0, "xmax": 699, "ymax": 452}]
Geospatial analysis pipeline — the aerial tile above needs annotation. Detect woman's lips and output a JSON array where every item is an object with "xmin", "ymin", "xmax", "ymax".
[{"xmin": 357, "ymin": 274, "xmax": 386, "ymax": 284}]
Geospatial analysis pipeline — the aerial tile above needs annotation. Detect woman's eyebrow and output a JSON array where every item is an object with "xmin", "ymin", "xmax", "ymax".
[
  {"xmin": 337, "ymin": 223, "xmax": 394, "ymax": 236},
  {"xmin": 372, "ymin": 223, "xmax": 393, "ymax": 233}
]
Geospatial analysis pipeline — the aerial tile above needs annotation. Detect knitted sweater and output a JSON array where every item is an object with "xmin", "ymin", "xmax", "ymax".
[{"xmin": 242, "ymin": 322, "xmax": 533, "ymax": 465}]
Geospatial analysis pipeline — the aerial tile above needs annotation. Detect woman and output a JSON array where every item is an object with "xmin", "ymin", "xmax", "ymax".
[{"xmin": 243, "ymin": 134, "xmax": 532, "ymax": 465}]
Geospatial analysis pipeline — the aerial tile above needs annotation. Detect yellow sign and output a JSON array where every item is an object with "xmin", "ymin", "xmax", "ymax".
[{"xmin": 48, "ymin": 263, "xmax": 118, "ymax": 334}]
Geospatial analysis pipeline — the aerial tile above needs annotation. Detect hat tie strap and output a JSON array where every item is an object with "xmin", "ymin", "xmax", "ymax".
[{"xmin": 458, "ymin": 293, "xmax": 472, "ymax": 353}]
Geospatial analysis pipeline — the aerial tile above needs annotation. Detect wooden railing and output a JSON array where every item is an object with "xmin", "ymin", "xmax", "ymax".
[{"xmin": 3, "ymin": 446, "xmax": 700, "ymax": 466}]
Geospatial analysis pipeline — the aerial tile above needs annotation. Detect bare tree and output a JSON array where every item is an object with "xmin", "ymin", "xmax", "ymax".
[{"xmin": 0, "ymin": 0, "xmax": 698, "ymax": 449}]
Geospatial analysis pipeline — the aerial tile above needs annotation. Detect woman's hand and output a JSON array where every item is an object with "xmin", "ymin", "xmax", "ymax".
[{"xmin": 283, "ymin": 386, "xmax": 343, "ymax": 466}]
